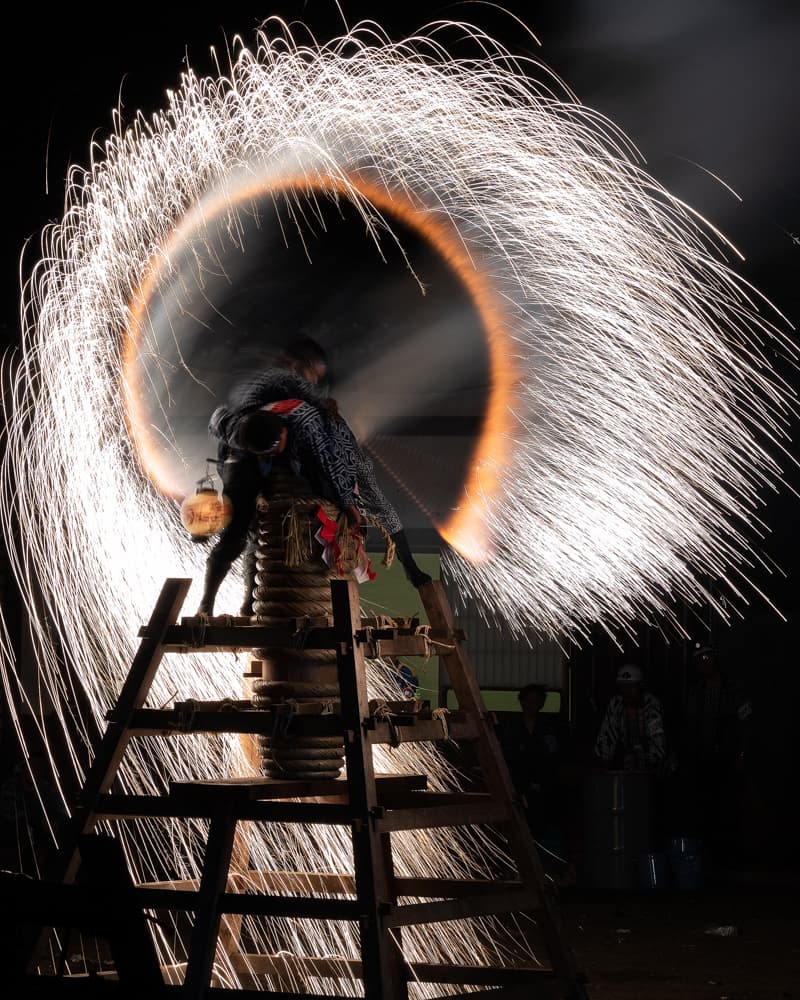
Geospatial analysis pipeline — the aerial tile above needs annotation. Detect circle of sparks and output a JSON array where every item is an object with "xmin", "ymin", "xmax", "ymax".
[
  {"xmin": 2, "ymin": 15, "xmax": 796, "ymax": 661},
  {"xmin": 1, "ymin": 16, "xmax": 795, "ymax": 689}
]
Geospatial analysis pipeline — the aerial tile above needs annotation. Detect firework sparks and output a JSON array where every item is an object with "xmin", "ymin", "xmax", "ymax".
[{"xmin": 0, "ymin": 16, "xmax": 796, "ymax": 987}]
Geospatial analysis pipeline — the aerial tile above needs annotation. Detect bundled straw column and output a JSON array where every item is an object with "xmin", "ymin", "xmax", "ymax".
[{"xmin": 250, "ymin": 466, "xmax": 346, "ymax": 779}]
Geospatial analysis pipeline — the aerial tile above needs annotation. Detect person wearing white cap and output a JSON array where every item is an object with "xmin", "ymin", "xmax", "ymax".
[{"xmin": 594, "ymin": 664, "xmax": 666, "ymax": 773}]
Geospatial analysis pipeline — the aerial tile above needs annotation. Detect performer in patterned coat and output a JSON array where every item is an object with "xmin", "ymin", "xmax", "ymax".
[
  {"xmin": 196, "ymin": 339, "xmax": 429, "ymax": 615},
  {"xmin": 226, "ymin": 338, "xmax": 430, "ymax": 587}
]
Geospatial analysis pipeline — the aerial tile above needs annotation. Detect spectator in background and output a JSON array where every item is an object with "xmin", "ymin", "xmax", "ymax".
[
  {"xmin": 501, "ymin": 684, "xmax": 564, "ymax": 830},
  {"xmin": 391, "ymin": 661, "xmax": 419, "ymax": 700},
  {"xmin": 678, "ymin": 643, "xmax": 752, "ymax": 864},
  {"xmin": 594, "ymin": 665, "xmax": 666, "ymax": 773}
]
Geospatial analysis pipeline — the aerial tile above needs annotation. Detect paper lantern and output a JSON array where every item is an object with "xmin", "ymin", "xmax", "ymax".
[{"xmin": 180, "ymin": 487, "xmax": 232, "ymax": 539}]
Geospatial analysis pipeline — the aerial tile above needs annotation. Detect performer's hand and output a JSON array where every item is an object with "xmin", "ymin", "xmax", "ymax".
[
  {"xmin": 326, "ymin": 397, "xmax": 340, "ymax": 420},
  {"xmin": 344, "ymin": 505, "xmax": 362, "ymax": 529}
]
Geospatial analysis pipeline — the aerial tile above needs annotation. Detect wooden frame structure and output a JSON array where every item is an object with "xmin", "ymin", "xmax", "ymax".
[{"xmin": 15, "ymin": 577, "xmax": 587, "ymax": 999}]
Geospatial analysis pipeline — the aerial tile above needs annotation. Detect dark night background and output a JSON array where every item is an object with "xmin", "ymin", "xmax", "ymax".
[{"xmin": 2, "ymin": 1, "xmax": 800, "ymax": 864}]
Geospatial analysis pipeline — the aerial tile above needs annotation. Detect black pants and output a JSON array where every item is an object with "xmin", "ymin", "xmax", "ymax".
[{"xmin": 206, "ymin": 457, "xmax": 267, "ymax": 575}]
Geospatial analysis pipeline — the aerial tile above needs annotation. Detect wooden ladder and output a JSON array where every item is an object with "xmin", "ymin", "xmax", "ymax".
[{"xmin": 22, "ymin": 577, "xmax": 587, "ymax": 999}]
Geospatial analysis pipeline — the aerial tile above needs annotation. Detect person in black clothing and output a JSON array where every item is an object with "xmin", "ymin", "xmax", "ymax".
[
  {"xmin": 501, "ymin": 684, "xmax": 564, "ymax": 833},
  {"xmin": 678, "ymin": 643, "xmax": 752, "ymax": 864},
  {"xmin": 204, "ymin": 338, "xmax": 429, "ymax": 611},
  {"xmin": 197, "ymin": 338, "xmax": 430, "ymax": 615},
  {"xmin": 197, "ymin": 404, "xmax": 359, "ymax": 615}
]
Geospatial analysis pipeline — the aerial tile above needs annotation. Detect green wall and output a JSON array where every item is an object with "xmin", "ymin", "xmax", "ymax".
[{"xmin": 364, "ymin": 551, "xmax": 441, "ymax": 702}]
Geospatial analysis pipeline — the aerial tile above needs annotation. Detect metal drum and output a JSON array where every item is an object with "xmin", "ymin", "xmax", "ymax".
[{"xmin": 583, "ymin": 771, "xmax": 655, "ymax": 889}]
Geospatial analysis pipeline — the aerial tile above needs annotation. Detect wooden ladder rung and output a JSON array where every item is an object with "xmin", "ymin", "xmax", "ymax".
[
  {"xmin": 127, "ymin": 707, "xmax": 478, "ymax": 745},
  {"xmin": 408, "ymin": 963, "xmax": 556, "ymax": 986},
  {"xmin": 229, "ymin": 954, "xmax": 556, "ymax": 988},
  {"xmin": 375, "ymin": 799, "xmax": 510, "ymax": 833},
  {"xmin": 137, "ymin": 872, "xmax": 530, "ymax": 900},
  {"xmin": 434, "ymin": 988, "xmax": 563, "ymax": 1000},
  {"xmin": 4, "ymin": 981, "xmax": 183, "ymax": 997},
  {"xmin": 367, "ymin": 715, "xmax": 480, "ymax": 745},
  {"xmin": 394, "ymin": 876, "xmax": 527, "ymax": 898},
  {"xmin": 376, "ymin": 790, "xmax": 496, "ymax": 809},
  {"xmin": 140, "ymin": 621, "xmax": 440, "ymax": 658},
  {"xmin": 385, "ymin": 888, "xmax": 541, "ymax": 928},
  {"xmin": 128, "ymin": 886, "xmax": 362, "ymax": 920},
  {"xmin": 94, "ymin": 792, "xmax": 355, "ymax": 826},
  {"xmin": 126, "ymin": 707, "xmax": 343, "ymax": 737}
]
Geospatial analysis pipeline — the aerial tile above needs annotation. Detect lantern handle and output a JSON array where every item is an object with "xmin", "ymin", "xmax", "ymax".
[{"xmin": 195, "ymin": 459, "xmax": 219, "ymax": 494}]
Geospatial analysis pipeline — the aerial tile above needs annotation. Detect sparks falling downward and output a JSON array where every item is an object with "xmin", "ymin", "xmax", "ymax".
[{"xmin": 0, "ymin": 16, "xmax": 795, "ymax": 988}]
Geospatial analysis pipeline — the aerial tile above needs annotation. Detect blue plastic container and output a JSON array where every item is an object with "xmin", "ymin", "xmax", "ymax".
[{"xmin": 668, "ymin": 837, "xmax": 704, "ymax": 890}]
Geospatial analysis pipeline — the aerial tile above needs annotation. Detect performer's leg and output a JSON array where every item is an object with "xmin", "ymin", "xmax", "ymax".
[
  {"xmin": 197, "ymin": 461, "xmax": 260, "ymax": 615},
  {"xmin": 390, "ymin": 527, "xmax": 432, "ymax": 588}
]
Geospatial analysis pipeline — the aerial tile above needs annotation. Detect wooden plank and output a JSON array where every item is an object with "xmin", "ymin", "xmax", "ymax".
[
  {"xmin": 418, "ymin": 581, "xmax": 585, "ymax": 995},
  {"xmin": 139, "ymin": 621, "xmax": 455, "ymax": 655},
  {"xmin": 94, "ymin": 793, "xmax": 354, "ymax": 825},
  {"xmin": 78, "ymin": 834, "xmax": 163, "ymax": 987},
  {"xmin": 127, "ymin": 706, "xmax": 479, "ymax": 743},
  {"xmin": 408, "ymin": 963, "xmax": 554, "ymax": 986},
  {"xmin": 49, "ymin": 578, "xmax": 192, "ymax": 885},
  {"xmin": 183, "ymin": 802, "xmax": 238, "ymax": 997},
  {"xmin": 375, "ymin": 800, "xmax": 509, "ymax": 833},
  {"xmin": 229, "ymin": 871, "xmax": 356, "ymax": 895},
  {"xmin": 137, "ymin": 871, "xmax": 525, "ymax": 901},
  {"xmin": 173, "ymin": 699, "xmax": 252, "ymax": 711},
  {"xmin": 126, "ymin": 885, "xmax": 362, "ymax": 920},
  {"xmin": 140, "ymin": 871, "xmax": 355, "ymax": 894},
  {"xmin": 157, "ymin": 636, "xmax": 432, "ymax": 657},
  {"xmin": 127, "ymin": 708, "xmax": 344, "ymax": 737},
  {"xmin": 331, "ymin": 578, "xmax": 408, "ymax": 1000},
  {"xmin": 366, "ymin": 716, "xmax": 480, "ymax": 745},
  {"xmin": 165, "ymin": 773, "xmax": 426, "ymax": 800},
  {"xmin": 230, "ymin": 954, "xmax": 558, "ymax": 987},
  {"xmin": 384, "ymin": 889, "xmax": 539, "ymax": 928},
  {"xmin": 394, "ymin": 876, "xmax": 524, "ymax": 899},
  {"xmin": 218, "ymin": 894, "xmax": 360, "ymax": 919},
  {"xmin": 374, "ymin": 790, "xmax": 496, "ymax": 809}
]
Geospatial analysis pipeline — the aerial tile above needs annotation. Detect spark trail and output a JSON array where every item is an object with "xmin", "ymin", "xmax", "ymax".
[{"xmin": 0, "ymin": 17, "xmax": 795, "ymax": 988}]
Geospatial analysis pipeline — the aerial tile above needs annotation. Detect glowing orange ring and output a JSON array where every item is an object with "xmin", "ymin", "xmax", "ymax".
[{"xmin": 122, "ymin": 174, "xmax": 517, "ymax": 562}]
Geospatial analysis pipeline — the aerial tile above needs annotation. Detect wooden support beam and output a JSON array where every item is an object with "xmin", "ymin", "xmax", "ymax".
[
  {"xmin": 183, "ymin": 801, "xmax": 238, "ymax": 997},
  {"xmin": 409, "ymin": 963, "xmax": 555, "ymax": 987},
  {"xmin": 49, "ymin": 578, "xmax": 192, "ymax": 885},
  {"xmin": 137, "ymin": 622, "xmax": 453, "ymax": 656},
  {"xmin": 373, "ymin": 790, "xmax": 496, "ymax": 809},
  {"xmin": 366, "ymin": 716, "xmax": 480, "ymax": 745},
  {"xmin": 126, "ymin": 706, "xmax": 480, "ymax": 744},
  {"xmin": 6, "ymin": 982, "xmax": 365, "ymax": 1000},
  {"xmin": 230, "ymin": 954, "xmax": 557, "ymax": 988},
  {"xmin": 384, "ymin": 889, "xmax": 539, "ymax": 928},
  {"xmin": 375, "ymin": 799, "xmax": 509, "ymax": 833},
  {"xmin": 94, "ymin": 793, "xmax": 355, "ymax": 825},
  {"xmin": 77, "ymin": 834, "xmax": 163, "ymax": 987},
  {"xmin": 331, "ymin": 578, "xmax": 408, "ymax": 1000},
  {"xmin": 127, "ymin": 707, "xmax": 343, "ymax": 737},
  {"xmin": 137, "ymin": 871, "xmax": 530, "ymax": 902},
  {"xmin": 19, "ymin": 576, "xmax": 584, "ymax": 1000},
  {"xmin": 418, "ymin": 580, "xmax": 585, "ymax": 995}
]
